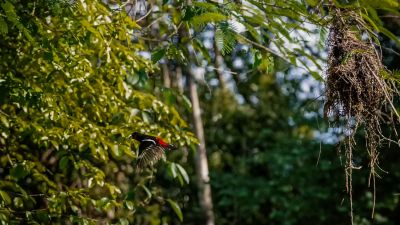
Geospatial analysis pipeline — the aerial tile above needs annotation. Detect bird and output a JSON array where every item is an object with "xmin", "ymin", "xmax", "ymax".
[{"xmin": 131, "ymin": 132, "xmax": 177, "ymax": 169}]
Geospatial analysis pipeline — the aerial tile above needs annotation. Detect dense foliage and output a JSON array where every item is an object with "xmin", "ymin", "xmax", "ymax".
[{"xmin": 0, "ymin": 1, "xmax": 195, "ymax": 224}]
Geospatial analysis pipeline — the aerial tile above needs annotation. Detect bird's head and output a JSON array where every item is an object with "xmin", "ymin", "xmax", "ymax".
[{"xmin": 130, "ymin": 132, "xmax": 141, "ymax": 140}]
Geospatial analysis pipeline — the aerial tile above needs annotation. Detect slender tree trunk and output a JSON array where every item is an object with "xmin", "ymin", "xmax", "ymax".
[
  {"xmin": 162, "ymin": 63, "xmax": 171, "ymax": 88},
  {"xmin": 183, "ymin": 1, "xmax": 214, "ymax": 222},
  {"xmin": 213, "ymin": 38, "xmax": 227, "ymax": 90},
  {"xmin": 175, "ymin": 66, "xmax": 184, "ymax": 94},
  {"xmin": 189, "ymin": 72, "xmax": 215, "ymax": 225}
]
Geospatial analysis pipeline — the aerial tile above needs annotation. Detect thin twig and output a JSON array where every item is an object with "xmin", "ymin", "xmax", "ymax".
[
  {"xmin": 144, "ymin": 16, "xmax": 164, "ymax": 29},
  {"xmin": 379, "ymin": 15, "xmax": 400, "ymax": 18},
  {"xmin": 206, "ymin": 66, "xmax": 238, "ymax": 75},
  {"xmin": 366, "ymin": 63, "xmax": 400, "ymax": 120},
  {"xmin": 0, "ymin": 109, "xmax": 10, "ymax": 117},
  {"xmin": 166, "ymin": 22, "xmax": 183, "ymax": 39},
  {"xmin": 136, "ymin": 5, "xmax": 153, "ymax": 22},
  {"xmin": 380, "ymin": 45, "xmax": 400, "ymax": 56},
  {"xmin": 235, "ymin": 33, "xmax": 291, "ymax": 64}
]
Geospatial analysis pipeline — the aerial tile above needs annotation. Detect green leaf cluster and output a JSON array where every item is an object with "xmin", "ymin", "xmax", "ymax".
[{"xmin": 0, "ymin": 0, "xmax": 196, "ymax": 224}]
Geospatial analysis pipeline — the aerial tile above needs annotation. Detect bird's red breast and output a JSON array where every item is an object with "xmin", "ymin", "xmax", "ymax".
[{"xmin": 156, "ymin": 137, "xmax": 169, "ymax": 148}]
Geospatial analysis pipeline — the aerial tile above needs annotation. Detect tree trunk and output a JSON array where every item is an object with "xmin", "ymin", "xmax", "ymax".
[
  {"xmin": 175, "ymin": 66, "xmax": 184, "ymax": 94},
  {"xmin": 162, "ymin": 63, "xmax": 171, "ymax": 88},
  {"xmin": 213, "ymin": 38, "xmax": 227, "ymax": 90},
  {"xmin": 189, "ymin": 71, "xmax": 215, "ymax": 225}
]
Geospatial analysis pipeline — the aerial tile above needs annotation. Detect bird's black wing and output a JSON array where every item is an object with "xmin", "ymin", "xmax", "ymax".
[
  {"xmin": 136, "ymin": 145, "xmax": 165, "ymax": 170},
  {"xmin": 138, "ymin": 139, "xmax": 156, "ymax": 152}
]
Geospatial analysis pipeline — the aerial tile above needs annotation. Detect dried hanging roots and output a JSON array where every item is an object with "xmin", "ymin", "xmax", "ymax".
[{"xmin": 324, "ymin": 11, "xmax": 398, "ymax": 222}]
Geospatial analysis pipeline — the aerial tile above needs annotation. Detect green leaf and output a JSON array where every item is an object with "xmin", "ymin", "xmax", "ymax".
[
  {"xmin": 110, "ymin": 144, "xmax": 123, "ymax": 158},
  {"xmin": 244, "ymin": 22, "xmax": 261, "ymax": 43},
  {"xmin": 107, "ymin": 184, "xmax": 121, "ymax": 198},
  {"xmin": 141, "ymin": 111, "xmax": 152, "ymax": 123},
  {"xmin": 124, "ymin": 201, "xmax": 135, "ymax": 210},
  {"xmin": 362, "ymin": 0, "xmax": 399, "ymax": 9},
  {"xmin": 140, "ymin": 185, "xmax": 152, "ymax": 200},
  {"xmin": 169, "ymin": 162, "xmax": 178, "ymax": 178},
  {"xmin": 0, "ymin": 190, "xmax": 11, "ymax": 205},
  {"xmin": 319, "ymin": 28, "xmax": 328, "ymax": 48},
  {"xmin": 215, "ymin": 22, "xmax": 237, "ymax": 55},
  {"xmin": 163, "ymin": 88, "xmax": 176, "ymax": 105},
  {"xmin": 126, "ymin": 73, "xmax": 139, "ymax": 85},
  {"xmin": 151, "ymin": 49, "xmax": 167, "ymax": 63},
  {"xmin": 167, "ymin": 199, "xmax": 183, "ymax": 221},
  {"xmin": 192, "ymin": 38, "xmax": 211, "ymax": 62},
  {"xmin": 119, "ymin": 218, "xmax": 129, "ymax": 225},
  {"xmin": 43, "ymin": 51, "xmax": 53, "ymax": 61},
  {"xmin": 182, "ymin": 94, "xmax": 192, "ymax": 111},
  {"xmin": 306, "ymin": 0, "xmax": 319, "ymax": 6},
  {"xmin": 176, "ymin": 164, "xmax": 189, "ymax": 184},
  {"xmin": 10, "ymin": 164, "xmax": 29, "ymax": 180},
  {"xmin": 88, "ymin": 177, "xmax": 94, "ymax": 188},
  {"xmin": 13, "ymin": 197, "xmax": 23, "ymax": 208},
  {"xmin": 310, "ymin": 71, "xmax": 323, "ymax": 81},
  {"xmin": 59, "ymin": 156, "xmax": 69, "ymax": 170},
  {"xmin": 0, "ymin": 115, "xmax": 9, "ymax": 128},
  {"xmin": 380, "ymin": 27, "xmax": 400, "ymax": 47},
  {"xmin": 190, "ymin": 12, "xmax": 227, "ymax": 28},
  {"xmin": 80, "ymin": 20, "xmax": 99, "ymax": 36},
  {"xmin": 361, "ymin": 13, "xmax": 379, "ymax": 32},
  {"xmin": 252, "ymin": 49, "xmax": 262, "ymax": 69},
  {"xmin": 0, "ymin": 17, "xmax": 8, "ymax": 35},
  {"xmin": 124, "ymin": 16, "xmax": 141, "ymax": 29}
]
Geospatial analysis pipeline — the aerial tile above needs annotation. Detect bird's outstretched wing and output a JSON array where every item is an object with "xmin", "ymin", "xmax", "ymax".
[{"xmin": 136, "ymin": 145, "xmax": 165, "ymax": 170}]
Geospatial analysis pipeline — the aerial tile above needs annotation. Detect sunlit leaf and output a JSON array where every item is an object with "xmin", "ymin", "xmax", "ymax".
[
  {"xmin": 176, "ymin": 163, "xmax": 189, "ymax": 184},
  {"xmin": 0, "ymin": 190, "xmax": 11, "ymax": 205},
  {"xmin": 124, "ymin": 200, "xmax": 135, "ymax": 210}
]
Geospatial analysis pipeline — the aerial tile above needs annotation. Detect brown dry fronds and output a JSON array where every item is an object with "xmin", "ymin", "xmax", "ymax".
[{"xmin": 324, "ymin": 10, "xmax": 399, "ymax": 224}]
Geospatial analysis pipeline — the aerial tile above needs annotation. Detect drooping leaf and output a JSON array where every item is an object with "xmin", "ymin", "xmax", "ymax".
[
  {"xmin": 167, "ymin": 198, "xmax": 183, "ymax": 221},
  {"xmin": 176, "ymin": 163, "xmax": 189, "ymax": 184},
  {"xmin": 0, "ymin": 190, "xmax": 11, "ymax": 205},
  {"xmin": 0, "ymin": 17, "xmax": 8, "ymax": 35}
]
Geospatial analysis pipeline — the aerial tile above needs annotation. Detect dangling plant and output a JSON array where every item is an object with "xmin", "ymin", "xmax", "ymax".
[{"xmin": 324, "ymin": 9, "xmax": 399, "ymax": 224}]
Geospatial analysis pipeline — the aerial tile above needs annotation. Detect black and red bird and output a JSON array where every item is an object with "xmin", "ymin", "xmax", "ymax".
[{"xmin": 131, "ymin": 132, "xmax": 176, "ymax": 169}]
